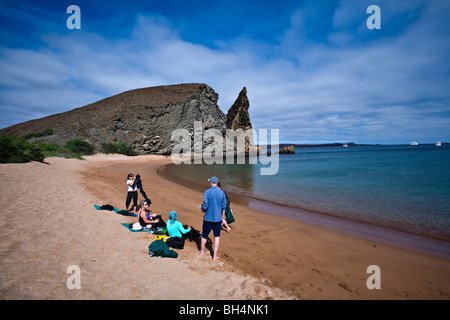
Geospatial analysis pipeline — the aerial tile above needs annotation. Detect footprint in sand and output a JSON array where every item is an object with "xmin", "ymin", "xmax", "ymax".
[
  {"xmin": 312, "ymin": 268, "xmax": 322, "ymax": 275},
  {"xmin": 339, "ymin": 282, "xmax": 357, "ymax": 293}
]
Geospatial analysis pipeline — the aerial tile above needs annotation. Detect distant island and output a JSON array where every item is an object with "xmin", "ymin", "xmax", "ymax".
[
  {"xmin": 261, "ymin": 142, "xmax": 448, "ymax": 150},
  {"xmin": 258, "ymin": 142, "xmax": 372, "ymax": 150},
  {"xmin": 278, "ymin": 142, "xmax": 371, "ymax": 148}
]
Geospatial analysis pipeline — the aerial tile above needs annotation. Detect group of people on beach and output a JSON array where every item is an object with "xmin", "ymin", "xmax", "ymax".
[{"xmin": 125, "ymin": 173, "xmax": 231, "ymax": 260}]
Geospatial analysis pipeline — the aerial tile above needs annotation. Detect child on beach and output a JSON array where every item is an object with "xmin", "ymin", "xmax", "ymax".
[{"xmin": 217, "ymin": 182, "xmax": 231, "ymax": 233}]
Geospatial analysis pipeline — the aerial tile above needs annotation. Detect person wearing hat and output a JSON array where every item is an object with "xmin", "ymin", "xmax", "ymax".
[{"xmin": 199, "ymin": 176, "xmax": 227, "ymax": 260}]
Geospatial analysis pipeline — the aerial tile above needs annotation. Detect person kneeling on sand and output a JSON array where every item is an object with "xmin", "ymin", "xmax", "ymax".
[{"xmin": 167, "ymin": 211, "xmax": 193, "ymax": 243}]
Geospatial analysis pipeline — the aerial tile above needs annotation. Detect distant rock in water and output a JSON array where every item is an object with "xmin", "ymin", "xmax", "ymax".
[
  {"xmin": 0, "ymin": 83, "xmax": 229, "ymax": 155},
  {"xmin": 279, "ymin": 146, "xmax": 295, "ymax": 154}
]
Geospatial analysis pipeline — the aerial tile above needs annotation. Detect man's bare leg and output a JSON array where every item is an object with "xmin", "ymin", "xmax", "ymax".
[
  {"xmin": 198, "ymin": 237, "xmax": 207, "ymax": 256},
  {"xmin": 213, "ymin": 237, "xmax": 220, "ymax": 260}
]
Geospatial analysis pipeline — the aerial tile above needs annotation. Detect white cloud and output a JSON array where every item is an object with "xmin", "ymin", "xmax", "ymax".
[{"xmin": 1, "ymin": 1, "xmax": 449, "ymax": 144}]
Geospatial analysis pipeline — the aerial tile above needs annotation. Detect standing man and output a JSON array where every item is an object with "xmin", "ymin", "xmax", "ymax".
[{"xmin": 199, "ymin": 176, "xmax": 227, "ymax": 260}]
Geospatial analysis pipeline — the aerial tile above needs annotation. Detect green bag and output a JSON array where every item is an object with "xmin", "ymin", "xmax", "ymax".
[
  {"xmin": 226, "ymin": 207, "xmax": 235, "ymax": 224},
  {"xmin": 148, "ymin": 240, "xmax": 178, "ymax": 258}
]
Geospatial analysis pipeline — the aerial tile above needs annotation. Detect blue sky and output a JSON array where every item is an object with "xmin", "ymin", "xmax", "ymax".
[{"xmin": 1, "ymin": 0, "xmax": 449, "ymax": 144}]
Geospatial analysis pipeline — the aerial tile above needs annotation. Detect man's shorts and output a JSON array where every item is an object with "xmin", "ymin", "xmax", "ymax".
[{"xmin": 201, "ymin": 220, "xmax": 222, "ymax": 238}]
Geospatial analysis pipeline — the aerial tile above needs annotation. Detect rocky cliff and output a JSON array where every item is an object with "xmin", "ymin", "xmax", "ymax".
[
  {"xmin": 226, "ymin": 87, "xmax": 252, "ymax": 131},
  {"xmin": 0, "ymin": 83, "xmax": 252, "ymax": 155}
]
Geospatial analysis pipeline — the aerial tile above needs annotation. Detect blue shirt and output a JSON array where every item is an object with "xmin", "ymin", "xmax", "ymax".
[{"xmin": 201, "ymin": 186, "xmax": 227, "ymax": 222}]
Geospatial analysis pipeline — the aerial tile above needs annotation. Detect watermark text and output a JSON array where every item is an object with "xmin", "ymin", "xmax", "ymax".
[{"xmin": 171, "ymin": 121, "xmax": 279, "ymax": 175}]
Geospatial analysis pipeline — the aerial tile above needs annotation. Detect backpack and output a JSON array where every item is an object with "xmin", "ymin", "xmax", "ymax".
[
  {"xmin": 100, "ymin": 204, "xmax": 114, "ymax": 211},
  {"xmin": 166, "ymin": 236, "xmax": 185, "ymax": 249},
  {"xmin": 148, "ymin": 240, "xmax": 178, "ymax": 258}
]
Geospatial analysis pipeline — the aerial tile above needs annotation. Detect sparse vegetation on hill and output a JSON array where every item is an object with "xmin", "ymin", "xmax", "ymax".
[
  {"xmin": 0, "ymin": 135, "xmax": 45, "ymax": 163},
  {"xmin": 36, "ymin": 143, "xmax": 83, "ymax": 159},
  {"xmin": 100, "ymin": 142, "xmax": 138, "ymax": 156},
  {"xmin": 22, "ymin": 128, "xmax": 55, "ymax": 140},
  {"xmin": 64, "ymin": 139, "xmax": 95, "ymax": 155},
  {"xmin": 1, "ymin": 129, "xmax": 140, "ymax": 163}
]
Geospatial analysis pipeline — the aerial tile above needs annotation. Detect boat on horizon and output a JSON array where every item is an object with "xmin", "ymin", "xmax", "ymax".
[
  {"xmin": 436, "ymin": 141, "xmax": 442, "ymax": 146},
  {"xmin": 343, "ymin": 143, "xmax": 348, "ymax": 148},
  {"xmin": 410, "ymin": 141, "xmax": 419, "ymax": 146}
]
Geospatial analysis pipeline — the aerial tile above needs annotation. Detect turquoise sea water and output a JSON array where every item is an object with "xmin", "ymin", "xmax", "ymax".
[{"xmin": 165, "ymin": 144, "xmax": 450, "ymax": 241}]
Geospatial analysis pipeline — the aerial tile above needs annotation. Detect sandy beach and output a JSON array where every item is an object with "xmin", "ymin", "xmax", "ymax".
[{"xmin": 1, "ymin": 154, "xmax": 449, "ymax": 300}]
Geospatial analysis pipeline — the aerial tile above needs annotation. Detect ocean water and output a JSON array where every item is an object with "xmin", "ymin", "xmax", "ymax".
[{"xmin": 164, "ymin": 144, "xmax": 450, "ymax": 241}]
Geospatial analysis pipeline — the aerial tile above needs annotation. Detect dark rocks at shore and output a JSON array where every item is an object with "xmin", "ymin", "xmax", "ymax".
[{"xmin": 279, "ymin": 146, "xmax": 295, "ymax": 154}]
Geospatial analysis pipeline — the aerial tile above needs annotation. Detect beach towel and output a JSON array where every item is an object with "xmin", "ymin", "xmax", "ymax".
[
  {"xmin": 121, "ymin": 223, "xmax": 167, "ymax": 234},
  {"xmin": 116, "ymin": 210, "xmax": 137, "ymax": 217},
  {"xmin": 95, "ymin": 205, "xmax": 137, "ymax": 217},
  {"xmin": 94, "ymin": 204, "xmax": 114, "ymax": 211},
  {"xmin": 121, "ymin": 223, "xmax": 146, "ymax": 232}
]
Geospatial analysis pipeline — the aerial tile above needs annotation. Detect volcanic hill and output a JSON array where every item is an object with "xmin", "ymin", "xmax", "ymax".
[{"xmin": 1, "ymin": 83, "xmax": 252, "ymax": 155}]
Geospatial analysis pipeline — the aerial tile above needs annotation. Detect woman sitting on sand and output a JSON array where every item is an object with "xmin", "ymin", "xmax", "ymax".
[
  {"xmin": 134, "ymin": 200, "xmax": 160, "ymax": 229},
  {"xmin": 166, "ymin": 211, "xmax": 193, "ymax": 243}
]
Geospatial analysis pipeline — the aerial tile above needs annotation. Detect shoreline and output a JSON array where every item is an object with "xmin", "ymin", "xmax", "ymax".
[
  {"xmin": 106, "ymin": 154, "xmax": 449, "ymax": 299},
  {"xmin": 165, "ymin": 145, "xmax": 450, "ymax": 243},
  {"xmin": 159, "ymin": 163, "xmax": 450, "ymax": 260},
  {"xmin": 244, "ymin": 197, "xmax": 450, "ymax": 260}
]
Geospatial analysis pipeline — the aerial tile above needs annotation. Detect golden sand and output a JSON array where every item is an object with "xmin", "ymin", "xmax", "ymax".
[{"xmin": 0, "ymin": 154, "xmax": 449, "ymax": 299}]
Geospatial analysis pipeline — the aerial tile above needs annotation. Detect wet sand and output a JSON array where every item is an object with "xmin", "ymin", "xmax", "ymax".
[
  {"xmin": 160, "ymin": 163, "xmax": 450, "ymax": 260},
  {"xmin": 1, "ymin": 154, "xmax": 449, "ymax": 299}
]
